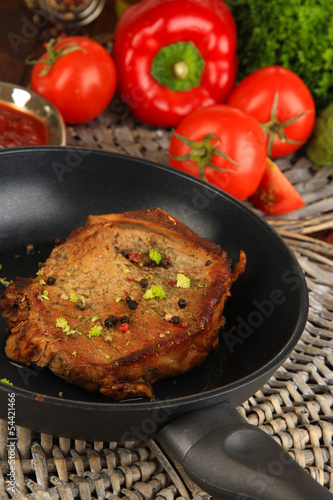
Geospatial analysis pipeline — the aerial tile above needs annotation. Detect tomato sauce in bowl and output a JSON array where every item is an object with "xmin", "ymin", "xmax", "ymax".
[{"xmin": 0, "ymin": 100, "xmax": 48, "ymax": 147}]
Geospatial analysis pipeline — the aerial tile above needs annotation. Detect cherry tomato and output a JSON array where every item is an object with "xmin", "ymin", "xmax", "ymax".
[
  {"xmin": 227, "ymin": 66, "xmax": 316, "ymax": 158},
  {"xmin": 30, "ymin": 36, "xmax": 117, "ymax": 124},
  {"xmin": 250, "ymin": 158, "xmax": 305, "ymax": 215},
  {"xmin": 169, "ymin": 105, "xmax": 267, "ymax": 201}
]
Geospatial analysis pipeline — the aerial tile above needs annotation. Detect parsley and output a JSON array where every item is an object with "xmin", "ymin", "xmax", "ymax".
[
  {"xmin": 0, "ymin": 277, "xmax": 13, "ymax": 288},
  {"xmin": 87, "ymin": 325, "xmax": 102, "ymax": 338},
  {"xmin": 149, "ymin": 249, "xmax": 162, "ymax": 265},
  {"xmin": 143, "ymin": 285, "xmax": 166, "ymax": 299},
  {"xmin": 123, "ymin": 267, "xmax": 130, "ymax": 275},
  {"xmin": 105, "ymin": 355, "xmax": 111, "ymax": 360},
  {"xmin": 176, "ymin": 273, "xmax": 191, "ymax": 288},
  {"xmin": 55, "ymin": 317, "xmax": 77, "ymax": 335},
  {"xmin": 70, "ymin": 292, "xmax": 79, "ymax": 303},
  {"xmin": 72, "ymin": 351, "xmax": 77, "ymax": 356},
  {"xmin": 38, "ymin": 290, "xmax": 50, "ymax": 301},
  {"xmin": 0, "ymin": 378, "xmax": 13, "ymax": 385}
]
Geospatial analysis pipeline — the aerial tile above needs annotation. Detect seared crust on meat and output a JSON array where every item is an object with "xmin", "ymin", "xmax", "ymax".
[{"xmin": 0, "ymin": 208, "xmax": 246, "ymax": 399}]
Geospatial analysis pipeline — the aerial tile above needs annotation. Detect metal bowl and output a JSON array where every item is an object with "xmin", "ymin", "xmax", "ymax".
[{"xmin": 0, "ymin": 81, "xmax": 66, "ymax": 146}]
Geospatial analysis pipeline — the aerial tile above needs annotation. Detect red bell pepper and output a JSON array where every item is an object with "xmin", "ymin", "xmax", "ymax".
[{"xmin": 112, "ymin": 0, "xmax": 237, "ymax": 127}]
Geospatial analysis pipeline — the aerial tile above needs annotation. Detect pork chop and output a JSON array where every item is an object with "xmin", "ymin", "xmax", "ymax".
[{"xmin": 0, "ymin": 208, "xmax": 246, "ymax": 399}]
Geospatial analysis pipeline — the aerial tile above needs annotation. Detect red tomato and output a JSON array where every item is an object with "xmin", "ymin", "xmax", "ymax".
[
  {"xmin": 250, "ymin": 158, "xmax": 305, "ymax": 215},
  {"xmin": 30, "ymin": 37, "xmax": 117, "ymax": 124},
  {"xmin": 227, "ymin": 66, "xmax": 316, "ymax": 158},
  {"xmin": 169, "ymin": 105, "xmax": 267, "ymax": 201}
]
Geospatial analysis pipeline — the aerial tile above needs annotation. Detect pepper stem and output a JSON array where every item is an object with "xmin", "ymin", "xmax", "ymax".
[
  {"xmin": 151, "ymin": 42, "xmax": 205, "ymax": 92},
  {"xmin": 171, "ymin": 132, "xmax": 237, "ymax": 181}
]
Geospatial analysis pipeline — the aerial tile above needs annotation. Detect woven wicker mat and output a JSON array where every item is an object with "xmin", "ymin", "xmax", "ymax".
[{"xmin": 1, "ymin": 107, "xmax": 333, "ymax": 499}]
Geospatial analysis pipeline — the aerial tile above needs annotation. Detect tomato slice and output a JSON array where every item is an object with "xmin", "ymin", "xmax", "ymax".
[{"xmin": 250, "ymin": 158, "xmax": 305, "ymax": 215}]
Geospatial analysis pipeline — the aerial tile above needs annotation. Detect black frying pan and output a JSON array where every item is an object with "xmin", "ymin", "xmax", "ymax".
[{"xmin": 0, "ymin": 147, "xmax": 329, "ymax": 500}]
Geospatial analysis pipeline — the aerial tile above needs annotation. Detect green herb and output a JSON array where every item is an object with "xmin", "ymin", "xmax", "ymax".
[
  {"xmin": 143, "ymin": 285, "xmax": 166, "ymax": 299},
  {"xmin": 123, "ymin": 267, "xmax": 130, "ymax": 275},
  {"xmin": 0, "ymin": 378, "xmax": 13, "ymax": 385},
  {"xmin": 225, "ymin": 0, "xmax": 333, "ymax": 110},
  {"xmin": 39, "ymin": 279, "xmax": 46, "ymax": 285},
  {"xmin": 38, "ymin": 290, "xmax": 50, "ymax": 301},
  {"xmin": 105, "ymin": 355, "xmax": 111, "ymax": 360},
  {"xmin": 176, "ymin": 273, "xmax": 191, "ymax": 288},
  {"xmin": 0, "ymin": 277, "xmax": 13, "ymax": 287},
  {"xmin": 72, "ymin": 351, "xmax": 77, "ymax": 356},
  {"xmin": 59, "ymin": 392, "xmax": 63, "ymax": 397},
  {"xmin": 115, "ymin": 296, "xmax": 122, "ymax": 303},
  {"xmin": 87, "ymin": 325, "xmax": 102, "ymax": 338},
  {"xmin": 149, "ymin": 249, "xmax": 162, "ymax": 265},
  {"xmin": 36, "ymin": 269, "xmax": 44, "ymax": 276},
  {"xmin": 70, "ymin": 292, "xmax": 79, "ymax": 303},
  {"xmin": 55, "ymin": 317, "xmax": 77, "ymax": 335}
]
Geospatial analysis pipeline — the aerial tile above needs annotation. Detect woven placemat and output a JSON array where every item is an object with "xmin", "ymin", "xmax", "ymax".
[{"xmin": 1, "ymin": 105, "xmax": 333, "ymax": 499}]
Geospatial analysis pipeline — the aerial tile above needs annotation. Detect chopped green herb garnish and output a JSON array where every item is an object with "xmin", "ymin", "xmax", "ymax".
[
  {"xmin": 123, "ymin": 267, "xmax": 130, "ymax": 275},
  {"xmin": 143, "ymin": 285, "xmax": 166, "ymax": 299},
  {"xmin": 149, "ymin": 249, "xmax": 162, "ymax": 265},
  {"xmin": 176, "ymin": 273, "xmax": 191, "ymax": 288},
  {"xmin": 91, "ymin": 316, "xmax": 100, "ymax": 323},
  {"xmin": 0, "ymin": 277, "xmax": 13, "ymax": 287},
  {"xmin": 0, "ymin": 378, "xmax": 13, "ymax": 385},
  {"xmin": 115, "ymin": 296, "xmax": 122, "ymax": 303},
  {"xmin": 105, "ymin": 355, "xmax": 111, "ymax": 360},
  {"xmin": 38, "ymin": 290, "xmax": 50, "ymax": 301},
  {"xmin": 87, "ymin": 325, "xmax": 102, "ymax": 338},
  {"xmin": 70, "ymin": 292, "xmax": 79, "ymax": 303},
  {"xmin": 39, "ymin": 279, "xmax": 46, "ymax": 285},
  {"xmin": 72, "ymin": 351, "xmax": 77, "ymax": 356},
  {"xmin": 55, "ymin": 317, "xmax": 76, "ymax": 335},
  {"xmin": 36, "ymin": 269, "xmax": 44, "ymax": 276},
  {"xmin": 59, "ymin": 392, "xmax": 63, "ymax": 397}
]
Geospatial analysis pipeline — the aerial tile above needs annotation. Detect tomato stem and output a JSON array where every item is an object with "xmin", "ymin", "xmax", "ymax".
[
  {"xmin": 171, "ymin": 132, "xmax": 237, "ymax": 181},
  {"xmin": 26, "ymin": 38, "xmax": 85, "ymax": 77},
  {"xmin": 261, "ymin": 91, "xmax": 313, "ymax": 156}
]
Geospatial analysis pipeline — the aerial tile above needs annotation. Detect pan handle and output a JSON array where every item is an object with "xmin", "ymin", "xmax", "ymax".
[{"xmin": 157, "ymin": 402, "xmax": 332, "ymax": 500}]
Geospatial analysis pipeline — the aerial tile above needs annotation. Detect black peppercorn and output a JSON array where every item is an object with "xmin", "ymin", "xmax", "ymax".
[
  {"xmin": 178, "ymin": 299, "xmax": 187, "ymax": 309},
  {"xmin": 171, "ymin": 316, "xmax": 180, "ymax": 324},
  {"xmin": 161, "ymin": 258, "xmax": 171, "ymax": 268},
  {"xmin": 147, "ymin": 259, "xmax": 156, "ymax": 268},
  {"xmin": 120, "ymin": 315, "xmax": 130, "ymax": 324},
  {"xmin": 205, "ymin": 260, "xmax": 212, "ymax": 266},
  {"xmin": 140, "ymin": 278, "xmax": 149, "ymax": 288},
  {"xmin": 46, "ymin": 276, "xmax": 56, "ymax": 285},
  {"xmin": 104, "ymin": 315, "xmax": 117, "ymax": 328},
  {"xmin": 126, "ymin": 296, "xmax": 139, "ymax": 310}
]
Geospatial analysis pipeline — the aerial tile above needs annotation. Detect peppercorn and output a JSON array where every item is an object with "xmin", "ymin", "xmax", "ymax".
[
  {"xmin": 126, "ymin": 296, "xmax": 139, "ymax": 310},
  {"xmin": 46, "ymin": 276, "xmax": 56, "ymax": 285},
  {"xmin": 161, "ymin": 258, "xmax": 171, "ymax": 268},
  {"xmin": 205, "ymin": 260, "xmax": 212, "ymax": 266},
  {"xmin": 54, "ymin": 237, "xmax": 64, "ymax": 246},
  {"xmin": 140, "ymin": 278, "xmax": 149, "ymax": 288},
  {"xmin": 171, "ymin": 316, "xmax": 180, "ymax": 324},
  {"xmin": 147, "ymin": 259, "xmax": 156, "ymax": 268},
  {"xmin": 120, "ymin": 315, "xmax": 130, "ymax": 324},
  {"xmin": 104, "ymin": 315, "xmax": 117, "ymax": 328},
  {"xmin": 178, "ymin": 299, "xmax": 187, "ymax": 309}
]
